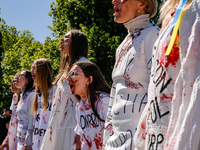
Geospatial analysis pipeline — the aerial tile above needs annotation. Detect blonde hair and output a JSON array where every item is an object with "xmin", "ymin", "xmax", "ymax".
[
  {"xmin": 32, "ymin": 58, "xmax": 53, "ymax": 113},
  {"xmin": 159, "ymin": 0, "xmax": 180, "ymax": 26},
  {"xmin": 141, "ymin": 0, "xmax": 158, "ymax": 18}
]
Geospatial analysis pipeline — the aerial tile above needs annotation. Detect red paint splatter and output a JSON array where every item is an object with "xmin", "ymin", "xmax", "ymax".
[
  {"xmin": 141, "ymin": 122, "xmax": 146, "ymax": 129},
  {"xmin": 142, "ymin": 133, "xmax": 146, "ymax": 140},
  {"xmin": 124, "ymin": 74, "xmax": 144, "ymax": 90},
  {"xmin": 160, "ymin": 93, "xmax": 173, "ymax": 103},
  {"xmin": 83, "ymin": 134, "xmax": 92, "ymax": 149},
  {"xmin": 93, "ymin": 132, "xmax": 103, "ymax": 149},
  {"xmin": 160, "ymin": 34, "xmax": 180, "ymax": 69}
]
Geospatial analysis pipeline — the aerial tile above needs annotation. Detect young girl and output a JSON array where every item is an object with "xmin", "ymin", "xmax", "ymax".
[
  {"xmin": 41, "ymin": 30, "xmax": 89, "ymax": 150},
  {"xmin": 25, "ymin": 58, "xmax": 56, "ymax": 150},
  {"xmin": 0, "ymin": 74, "xmax": 20, "ymax": 150},
  {"xmin": 15, "ymin": 70, "xmax": 34, "ymax": 150},
  {"xmin": 67, "ymin": 61, "xmax": 110, "ymax": 150}
]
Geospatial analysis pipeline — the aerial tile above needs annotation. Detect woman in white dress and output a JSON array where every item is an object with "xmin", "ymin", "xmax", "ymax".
[
  {"xmin": 134, "ymin": 0, "xmax": 200, "ymax": 149},
  {"xmin": 25, "ymin": 58, "xmax": 57, "ymax": 150},
  {"xmin": 67, "ymin": 61, "xmax": 110, "ymax": 150},
  {"xmin": 15, "ymin": 70, "xmax": 35, "ymax": 150},
  {"xmin": 41, "ymin": 30, "xmax": 89, "ymax": 150},
  {"xmin": 102, "ymin": 0, "xmax": 159, "ymax": 149},
  {"xmin": 0, "ymin": 74, "xmax": 20, "ymax": 150}
]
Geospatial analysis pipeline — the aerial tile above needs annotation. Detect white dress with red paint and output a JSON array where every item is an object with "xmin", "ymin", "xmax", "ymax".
[
  {"xmin": 32, "ymin": 85, "xmax": 57, "ymax": 150},
  {"xmin": 8, "ymin": 93, "xmax": 18, "ymax": 150},
  {"xmin": 41, "ymin": 57, "xmax": 89, "ymax": 150},
  {"xmin": 16, "ymin": 90, "xmax": 35, "ymax": 150},
  {"xmin": 134, "ymin": 1, "xmax": 200, "ymax": 150},
  {"xmin": 103, "ymin": 14, "xmax": 159, "ymax": 150},
  {"xmin": 75, "ymin": 92, "xmax": 110, "ymax": 150}
]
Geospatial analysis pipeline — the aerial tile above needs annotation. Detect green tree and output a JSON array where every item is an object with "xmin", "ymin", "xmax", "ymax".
[
  {"xmin": 0, "ymin": 19, "xmax": 61, "ymax": 112},
  {"xmin": 48, "ymin": 0, "xmax": 162, "ymax": 84}
]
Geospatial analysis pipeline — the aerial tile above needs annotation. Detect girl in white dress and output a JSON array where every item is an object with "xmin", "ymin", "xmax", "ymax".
[
  {"xmin": 67, "ymin": 61, "xmax": 110, "ymax": 150},
  {"xmin": 15, "ymin": 70, "xmax": 35, "ymax": 150},
  {"xmin": 41, "ymin": 30, "xmax": 89, "ymax": 150},
  {"xmin": 25, "ymin": 58, "xmax": 57, "ymax": 150}
]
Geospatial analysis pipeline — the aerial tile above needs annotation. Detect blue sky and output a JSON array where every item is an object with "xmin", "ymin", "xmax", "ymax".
[{"xmin": 0, "ymin": 0, "xmax": 56, "ymax": 43}]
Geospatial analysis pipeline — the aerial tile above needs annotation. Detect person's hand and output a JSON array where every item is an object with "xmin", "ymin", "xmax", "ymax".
[
  {"xmin": 24, "ymin": 144, "xmax": 32, "ymax": 150},
  {"xmin": 0, "ymin": 136, "xmax": 8, "ymax": 150},
  {"xmin": 101, "ymin": 145, "xmax": 105, "ymax": 150},
  {"xmin": 75, "ymin": 134, "xmax": 81, "ymax": 149},
  {"xmin": 0, "ymin": 144, "xmax": 8, "ymax": 150}
]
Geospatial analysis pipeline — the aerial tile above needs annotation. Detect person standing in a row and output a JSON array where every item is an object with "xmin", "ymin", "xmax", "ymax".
[
  {"xmin": 41, "ymin": 30, "xmax": 89, "ymax": 150},
  {"xmin": 25, "ymin": 58, "xmax": 57, "ymax": 150},
  {"xmin": 134, "ymin": 0, "xmax": 200, "ymax": 149},
  {"xmin": 67, "ymin": 61, "xmax": 110, "ymax": 150},
  {"xmin": 15, "ymin": 71, "xmax": 35, "ymax": 150},
  {"xmin": 102, "ymin": 0, "xmax": 159, "ymax": 148}
]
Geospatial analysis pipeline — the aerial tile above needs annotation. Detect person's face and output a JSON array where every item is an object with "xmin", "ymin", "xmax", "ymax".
[
  {"xmin": 67, "ymin": 65, "xmax": 90, "ymax": 100},
  {"xmin": 15, "ymin": 71, "xmax": 28, "ymax": 89},
  {"xmin": 112, "ymin": 0, "xmax": 143, "ymax": 23},
  {"xmin": 31, "ymin": 62, "xmax": 36, "ymax": 80},
  {"xmin": 4, "ymin": 110, "xmax": 10, "ymax": 117},
  {"xmin": 11, "ymin": 76, "xmax": 19, "ymax": 93},
  {"xmin": 60, "ymin": 32, "xmax": 71, "ymax": 54}
]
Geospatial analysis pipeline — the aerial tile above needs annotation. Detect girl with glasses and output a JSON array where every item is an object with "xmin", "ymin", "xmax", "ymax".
[{"xmin": 67, "ymin": 61, "xmax": 110, "ymax": 150}]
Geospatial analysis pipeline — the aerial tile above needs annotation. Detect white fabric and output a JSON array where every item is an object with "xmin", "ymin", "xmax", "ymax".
[
  {"xmin": 16, "ymin": 90, "xmax": 35, "ymax": 150},
  {"xmin": 8, "ymin": 94, "xmax": 18, "ymax": 150},
  {"xmin": 103, "ymin": 14, "xmax": 159, "ymax": 149},
  {"xmin": 75, "ymin": 92, "xmax": 110, "ymax": 150},
  {"xmin": 134, "ymin": 1, "xmax": 200, "ymax": 149},
  {"xmin": 32, "ymin": 85, "xmax": 57, "ymax": 150},
  {"xmin": 41, "ymin": 57, "xmax": 89, "ymax": 150}
]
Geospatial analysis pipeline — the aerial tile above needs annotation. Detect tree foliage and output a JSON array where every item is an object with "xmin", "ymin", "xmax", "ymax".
[{"xmin": 0, "ymin": 0, "xmax": 162, "ymax": 112}]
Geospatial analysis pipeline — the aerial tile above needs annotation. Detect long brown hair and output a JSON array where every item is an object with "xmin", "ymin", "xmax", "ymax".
[
  {"xmin": 53, "ymin": 30, "xmax": 88, "ymax": 85},
  {"xmin": 74, "ymin": 61, "xmax": 111, "ymax": 122},
  {"xmin": 32, "ymin": 58, "xmax": 53, "ymax": 113}
]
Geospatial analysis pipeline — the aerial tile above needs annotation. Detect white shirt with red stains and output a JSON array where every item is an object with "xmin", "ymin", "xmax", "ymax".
[
  {"xmin": 134, "ymin": 1, "xmax": 200, "ymax": 149},
  {"xmin": 103, "ymin": 14, "xmax": 159, "ymax": 149},
  {"xmin": 16, "ymin": 90, "xmax": 35, "ymax": 150},
  {"xmin": 8, "ymin": 93, "xmax": 18, "ymax": 150},
  {"xmin": 41, "ymin": 57, "xmax": 89, "ymax": 150},
  {"xmin": 32, "ymin": 85, "xmax": 57, "ymax": 150},
  {"xmin": 75, "ymin": 92, "xmax": 110, "ymax": 150}
]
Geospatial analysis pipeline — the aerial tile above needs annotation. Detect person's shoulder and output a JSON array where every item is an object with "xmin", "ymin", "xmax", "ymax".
[{"xmin": 146, "ymin": 25, "xmax": 160, "ymax": 35}]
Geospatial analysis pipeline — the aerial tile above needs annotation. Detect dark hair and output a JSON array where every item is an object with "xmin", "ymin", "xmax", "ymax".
[
  {"xmin": 74, "ymin": 61, "xmax": 110, "ymax": 122},
  {"xmin": 53, "ymin": 30, "xmax": 88, "ymax": 85},
  {"xmin": 15, "ymin": 70, "xmax": 34, "ymax": 105}
]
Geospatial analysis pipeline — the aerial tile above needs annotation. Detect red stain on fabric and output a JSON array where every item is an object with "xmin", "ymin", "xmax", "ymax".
[
  {"xmin": 83, "ymin": 134, "xmax": 92, "ymax": 149},
  {"xmin": 160, "ymin": 34, "xmax": 180, "ymax": 69},
  {"xmin": 124, "ymin": 74, "xmax": 144, "ymax": 90},
  {"xmin": 93, "ymin": 132, "xmax": 103, "ymax": 149},
  {"xmin": 160, "ymin": 93, "xmax": 173, "ymax": 103},
  {"xmin": 141, "ymin": 122, "xmax": 146, "ymax": 129}
]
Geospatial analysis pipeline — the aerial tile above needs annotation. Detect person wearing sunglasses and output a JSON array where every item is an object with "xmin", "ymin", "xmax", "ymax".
[
  {"xmin": 41, "ymin": 30, "xmax": 89, "ymax": 150},
  {"xmin": 67, "ymin": 61, "xmax": 110, "ymax": 150},
  {"xmin": 14, "ymin": 70, "xmax": 34, "ymax": 150}
]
